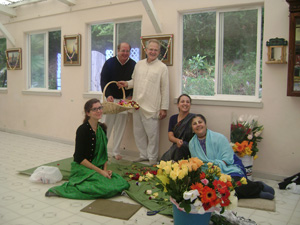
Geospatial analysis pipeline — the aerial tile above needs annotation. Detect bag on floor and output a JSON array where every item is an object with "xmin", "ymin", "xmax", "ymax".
[
  {"xmin": 278, "ymin": 172, "xmax": 300, "ymax": 189},
  {"xmin": 286, "ymin": 183, "xmax": 300, "ymax": 194},
  {"xmin": 29, "ymin": 166, "xmax": 63, "ymax": 184}
]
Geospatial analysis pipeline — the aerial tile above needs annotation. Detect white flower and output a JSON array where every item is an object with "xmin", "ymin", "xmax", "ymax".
[
  {"xmin": 145, "ymin": 190, "xmax": 152, "ymax": 195},
  {"xmin": 247, "ymin": 134, "xmax": 253, "ymax": 140},
  {"xmin": 226, "ymin": 190, "xmax": 238, "ymax": 210},
  {"xmin": 183, "ymin": 189, "xmax": 199, "ymax": 202},
  {"xmin": 254, "ymin": 131, "xmax": 262, "ymax": 137}
]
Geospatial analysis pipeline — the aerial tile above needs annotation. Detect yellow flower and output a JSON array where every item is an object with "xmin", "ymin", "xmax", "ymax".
[
  {"xmin": 244, "ymin": 147, "xmax": 252, "ymax": 155},
  {"xmin": 253, "ymin": 155, "xmax": 258, "ymax": 160},
  {"xmin": 240, "ymin": 177, "xmax": 247, "ymax": 185},
  {"xmin": 156, "ymin": 168, "xmax": 163, "ymax": 175},
  {"xmin": 156, "ymin": 174, "xmax": 170, "ymax": 192},
  {"xmin": 178, "ymin": 169, "xmax": 187, "ymax": 180},
  {"xmin": 146, "ymin": 172, "xmax": 154, "ymax": 179},
  {"xmin": 172, "ymin": 162, "xmax": 179, "ymax": 169},
  {"xmin": 181, "ymin": 164, "xmax": 189, "ymax": 176},
  {"xmin": 157, "ymin": 161, "xmax": 167, "ymax": 169},
  {"xmin": 139, "ymin": 176, "xmax": 144, "ymax": 182},
  {"xmin": 163, "ymin": 165, "xmax": 172, "ymax": 175},
  {"xmin": 129, "ymin": 174, "xmax": 134, "ymax": 178},
  {"xmin": 207, "ymin": 162, "xmax": 213, "ymax": 168},
  {"xmin": 219, "ymin": 174, "xmax": 228, "ymax": 183}
]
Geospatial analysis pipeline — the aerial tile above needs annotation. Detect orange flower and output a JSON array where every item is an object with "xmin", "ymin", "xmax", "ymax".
[
  {"xmin": 178, "ymin": 160, "xmax": 189, "ymax": 168},
  {"xmin": 233, "ymin": 142, "xmax": 245, "ymax": 153},
  {"xmin": 190, "ymin": 182, "xmax": 204, "ymax": 194},
  {"xmin": 201, "ymin": 186, "xmax": 217, "ymax": 203}
]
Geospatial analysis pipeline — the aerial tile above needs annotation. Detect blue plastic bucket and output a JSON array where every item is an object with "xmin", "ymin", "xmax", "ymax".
[{"xmin": 172, "ymin": 204, "xmax": 211, "ymax": 225}]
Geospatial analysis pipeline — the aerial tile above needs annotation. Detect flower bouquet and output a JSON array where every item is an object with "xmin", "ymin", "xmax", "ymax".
[
  {"xmin": 230, "ymin": 115, "xmax": 264, "ymax": 159},
  {"xmin": 155, "ymin": 158, "xmax": 244, "ymax": 216},
  {"xmin": 118, "ymin": 99, "xmax": 140, "ymax": 110}
]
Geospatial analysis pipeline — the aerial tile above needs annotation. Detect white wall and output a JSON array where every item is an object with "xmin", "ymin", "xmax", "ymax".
[{"xmin": 0, "ymin": 0, "xmax": 299, "ymax": 180}]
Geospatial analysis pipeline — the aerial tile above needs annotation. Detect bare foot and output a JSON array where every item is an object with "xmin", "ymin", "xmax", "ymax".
[{"xmin": 114, "ymin": 155, "xmax": 122, "ymax": 160}]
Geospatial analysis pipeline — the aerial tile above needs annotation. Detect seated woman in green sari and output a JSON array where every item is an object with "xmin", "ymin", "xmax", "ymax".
[
  {"xmin": 45, "ymin": 98, "xmax": 130, "ymax": 199},
  {"xmin": 160, "ymin": 94, "xmax": 194, "ymax": 161}
]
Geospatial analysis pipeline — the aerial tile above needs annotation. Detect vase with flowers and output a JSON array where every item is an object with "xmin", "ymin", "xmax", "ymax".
[
  {"xmin": 230, "ymin": 114, "xmax": 264, "ymax": 180},
  {"xmin": 156, "ymin": 157, "xmax": 244, "ymax": 225}
]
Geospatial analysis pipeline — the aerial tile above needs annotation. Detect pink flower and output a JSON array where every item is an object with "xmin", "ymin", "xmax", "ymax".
[{"xmin": 201, "ymin": 178, "xmax": 209, "ymax": 185}]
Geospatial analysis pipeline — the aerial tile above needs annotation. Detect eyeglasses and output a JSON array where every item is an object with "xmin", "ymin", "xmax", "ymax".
[{"xmin": 91, "ymin": 106, "xmax": 103, "ymax": 112}]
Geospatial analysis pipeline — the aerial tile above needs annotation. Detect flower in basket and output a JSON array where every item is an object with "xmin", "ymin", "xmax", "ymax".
[
  {"xmin": 230, "ymin": 114, "xmax": 264, "ymax": 159},
  {"xmin": 155, "ymin": 158, "xmax": 241, "ymax": 214},
  {"xmin": 118, "ymin": 99, "xmax": 140, "ymax": 110}
]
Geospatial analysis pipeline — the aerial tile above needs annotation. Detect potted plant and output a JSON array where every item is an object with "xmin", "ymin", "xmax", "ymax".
[{"xmin": 155, "ymin": 157, "xmax": 244, "ymax": 225}]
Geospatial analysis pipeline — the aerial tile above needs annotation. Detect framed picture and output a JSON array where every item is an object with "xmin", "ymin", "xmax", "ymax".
[
  {"xmin": 141, "ymin": 34, "xmax": 173, "ymax": 66},
  {"xmin": 63, "ymin": 34, "xmax": 81, "ymax": 66},
  {"xmin": 6, "ymin": 48, "xmax": 22, "ymax": 70}
]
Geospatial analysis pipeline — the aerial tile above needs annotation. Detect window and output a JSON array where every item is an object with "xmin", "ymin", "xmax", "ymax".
[
  {"xmin": 28, "ymin": 30, "xmax": 61, "ymax": 90},
  {"xmin": 182, "ymin": 7, "xmax": 263, "ymax": 100},
  {"xmin": 0, "ymin": 37, "xmax": 7, "ymax": 88},
  {"xmin": 90, "ymin": 21, "xmax": 141, "ymax": 91}
]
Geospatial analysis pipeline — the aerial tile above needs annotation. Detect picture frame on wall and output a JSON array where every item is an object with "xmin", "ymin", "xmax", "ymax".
[
  {"xmin": 63, "ymin": 34, "xmax": 81, "ymax": 66},
  {"xmin": 5, "ymin": 48, "xmax": 22, "ymax": 70},
  {"xmin": 141, "ymin": 34, "xmax": 173, "ymax": 66}
]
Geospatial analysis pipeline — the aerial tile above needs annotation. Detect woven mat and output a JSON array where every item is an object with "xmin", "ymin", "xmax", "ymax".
[
  {"xmin": 238, "ymin": 198, "xmax": 276, "ymax": 212},
  {"xmin": 80, "ymin": 199, "xmax": 142, "ymax": 220}
]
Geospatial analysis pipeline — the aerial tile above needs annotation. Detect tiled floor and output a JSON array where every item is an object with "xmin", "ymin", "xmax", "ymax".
[{"xmin": 0, "ymin": 131, "xmax": 299, "ymax": 225}]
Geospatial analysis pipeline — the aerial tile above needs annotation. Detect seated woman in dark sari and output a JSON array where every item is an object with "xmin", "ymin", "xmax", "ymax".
[
  {"xmin": 189, "ymin": 114, "xmax": 275, "ymax": 200},
  {"xmin": 161, "ymin": 94, "xmax": 194, "ymax": 161},
  {"xmin": 45, "ymin": 98, "xmax": 130, "ymax": 199}
]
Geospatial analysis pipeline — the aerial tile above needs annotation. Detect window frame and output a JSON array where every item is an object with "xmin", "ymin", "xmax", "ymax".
[
  {"xmin": 25, "ymin": 29, "xmax": 61, "ymax": 95},
  {"xmin": 0, "ymin": 36, "xmax": 7, "ymax": 92},
  {"xmin": 86, "ymin": 18, "xmax": 141, "ymax": 96},
  {"xmin": 180, "ymin": 5, "xmax": 263, "ymax": 108}
]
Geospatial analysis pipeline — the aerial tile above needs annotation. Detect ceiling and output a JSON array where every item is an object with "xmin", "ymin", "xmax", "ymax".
[{"xmin": 0, "ymin": 0, "xmax": 46, "ymax": 7}]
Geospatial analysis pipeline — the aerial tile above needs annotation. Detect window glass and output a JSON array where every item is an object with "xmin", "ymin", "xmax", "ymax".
[
  {"xmin": 220, "ymin": 10, "xmax": 258, "ymax": 95},
  {"xmin": 183, "ymin": 12, "xmax": 216, "ymax": 96},
  {"xmin": 90, "ymin": 21, "xmax": 141, "ymax": 91},
  {"xmin": 48, "ymin": 31, "xmax": 61, "ymax": 90},
  {"xmin": 182, "ymin": 8, "xmax": 263, "ymax": 98},
  {"xmin": 29, "ymin": 30, "xmax": 61, "ymax": 89},
  {"xmin": 0, "ymin": 38, "xmax": 7, "ymax": 88},
  {"xmin": 30, "ymin": 33, "xmax": 45, "ymax": 88}
]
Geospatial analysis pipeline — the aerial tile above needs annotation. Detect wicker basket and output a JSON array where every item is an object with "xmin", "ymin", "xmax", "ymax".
[{"xmin": 102, "ymin": 81, "xmax": 135, "ymax": 114}]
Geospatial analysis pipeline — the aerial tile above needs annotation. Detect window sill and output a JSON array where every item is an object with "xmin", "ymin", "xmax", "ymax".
[
  {"xmin": 22, "ymin": 89, "xmax": 62, "ymax": 96},
  {"xmin": 0, "ymin": 88, "xmax": 8, "ymax": 94},
  {"xmin": 175, "ymin": 96, "xmax": 263, "ymax": 108},
  {"xmin": 83, "ymin": 92, "xmax": 102, "ymax": 99}
]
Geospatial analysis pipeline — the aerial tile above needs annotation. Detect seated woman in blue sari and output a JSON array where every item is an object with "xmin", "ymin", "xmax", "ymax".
[
  {"xmin": 45, "ymin": 98, "xmax": 130, "ymax": 199},
  {"xmin": 161, "ymin": 94, "xmax": 194, "ymax": 161},
  {"xmin": 189, "ymin": 114, "xmax": 274, "ymax": 200}
]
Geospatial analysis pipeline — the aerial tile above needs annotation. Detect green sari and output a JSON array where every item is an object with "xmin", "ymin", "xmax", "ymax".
[{"xmin": 48, "ymin": 125, "xmax": 130, "ymax": 199}]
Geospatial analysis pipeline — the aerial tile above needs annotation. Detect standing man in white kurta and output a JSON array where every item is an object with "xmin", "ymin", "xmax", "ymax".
[{"xmin": 118, "ymin": 39, "xmax": 169, "ymax": 165}]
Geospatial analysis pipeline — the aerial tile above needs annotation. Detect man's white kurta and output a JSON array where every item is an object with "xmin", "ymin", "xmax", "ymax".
[{"xmin": 127, "ymin": 58, "xmax": 169, "ymax": 118}]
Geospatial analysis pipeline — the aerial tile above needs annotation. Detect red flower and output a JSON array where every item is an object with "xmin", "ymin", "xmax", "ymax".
[
  {"xmin": 201, "ymin": 186, "xmax": 217, "ymax": 203},
  {"xmin": 221, "ymin": 197, "xmax": 230, "ymax": 207},
  {"xmin": 213, "ymin": 180, "xmax": 227, "ymax": 191},
  {"xmin": 200, "ymin": 172, "xmax": 206, "ymax": 180},
  {"xmin": 236, "ymin": 181, "xmax": 242, "ymax": 186}
]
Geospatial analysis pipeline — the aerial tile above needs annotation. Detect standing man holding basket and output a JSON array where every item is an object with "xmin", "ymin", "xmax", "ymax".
[
  {"xmin": 118, "ymin": 39, "xmax": 169, "ymax": 165},
  {"xmin": 100, "ymin": 42, "xmax": 136, "ymax": 160}
]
